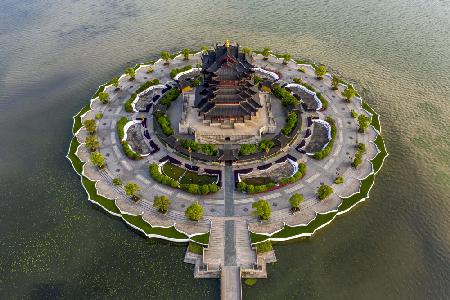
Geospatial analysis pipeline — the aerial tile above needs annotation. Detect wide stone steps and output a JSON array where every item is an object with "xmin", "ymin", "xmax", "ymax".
[
  {"xmin": 204, "ymin": 218, "xmax": 225, "ymax": 266},
  {"xmin": 235, "ymin": 220, "xmax": 256, "ymax": 269}
]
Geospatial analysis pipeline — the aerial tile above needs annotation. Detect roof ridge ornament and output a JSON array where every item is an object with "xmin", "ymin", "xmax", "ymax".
[{"xmin": 225, "ymin": 39, "xmax": 230, "ymax": 48}]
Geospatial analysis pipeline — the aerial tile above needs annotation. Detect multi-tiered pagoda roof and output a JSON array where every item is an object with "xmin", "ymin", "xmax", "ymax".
[{"xmin": 195, "ymin": 41, "xmax": 261, "ymax": 124}]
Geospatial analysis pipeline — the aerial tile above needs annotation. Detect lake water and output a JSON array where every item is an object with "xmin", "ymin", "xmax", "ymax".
[{"xmin": 0, "ymin": 0, "xmax": 449, "ymax": 298}]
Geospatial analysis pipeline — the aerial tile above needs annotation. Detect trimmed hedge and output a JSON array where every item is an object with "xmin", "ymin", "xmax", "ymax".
[
  {"xmin": 155, "ymin": 111, "xmax": 174, "ymax": 136},
  {"xmin": 313, "ymin": 117, "xmax": 336, "ymax": 160},
  {"xmin": 238, "ymin": 163, "xmax": 306, "ymax": 193},
  {"xmin": 281, "ymin": 111, "xmax": 298, "ymax": 136},
  {"xmin": 124, "ymin": 79, "xmax": 160, "ymax": 112},
  {"xmin": 272, "ymin": 83, "xmax": 299, "ymax": 107},
  {"xmin": 149, "ymin": 163, "xmax": 219, "ymax": 195},
  {"xmin": 117, "ymin": 117, "xmax": 141, "ymax": 160},
  {"xmin": 169, "ymin": 65, "xmax": 192, "ymax": 78},
  {"xmin": 160, "ymin": 88, "xmax": 180, "ymax": 107}
]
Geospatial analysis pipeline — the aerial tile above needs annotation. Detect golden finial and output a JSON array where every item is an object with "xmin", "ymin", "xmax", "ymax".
[{"xmin": 225, "ymin": 39, "xmax": 230, "ymax": 48}]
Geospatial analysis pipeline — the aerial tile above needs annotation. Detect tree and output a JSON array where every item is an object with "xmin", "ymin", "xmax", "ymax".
[
  {"xmin": 357, "ymin": 143, "xmax": 366, "ymax": 154},
  {"xmin": 315, "ymin": 65, "xmax": 327, "ymax": 79},
  {"xmin": 239, "ymin": 144, "xmax": 258, "ymax": 156},
  {"xmin": 124, "ymin": 182, "xmax": 140, "ymax": 201},
  {"xmin": 252, "ymin": 199, "xmax": 271, "ymax": 220},
  {"xmin": 125, "ymin": 67, "xmax": 136, "ymax": 80},
  {"xmin": 351, "ymin": 110, "xmax": 358, "ymax": 118},
  {"xmin": 262, "ymin": 47, "xmax": 271, "ymax": 60},
  {"xmin": 111, "ymin": 77, "xmax": 120, "ymax": 90},
  {"xmin": 153, "ymin": 195, "xmax": 171, "ymax": 213},
  {"xmin": 253, "ymin": 75, "xmax": 263, "ymax": 85},
  {"xmin": 357, "ymin": 114, "xmax": 371, "ymax": 133},
  {"xmin": 146, "ymin": 66, "xmax": 154, "ymax": 74},
  {"xmin": 185, "ymin": 202, "xmax": 203, "ymax": 221},
  {"xmin": 201, "ymin": 46, "xmax": 209, "ymax": 53},
  {"xmin": 83, "ymin": 119, "xmax": 97, "ymax": 134},
  {"xmin": 331, "ymin": 76, "xmax": 339, "ymax": 90},
  {"xmin": 98, "ymin": 91, "xmax": 109, "ymax": 104},
  {"xmin": 112, "ymin": 178, "xmax": 122, "ymax": 186},
  {"xmin": 242, "ymin": 47, "xmax": 252, "ymax": 56},
  {"xmin": 282, "ymin": 53, "xmax": 291, "ymax": 65},
  {"xmin": 181, "ymin": 48, "xmax": 190, "ymax": 60},
  {"xmin": 259, "ymin": 139, "xmax": 275, "ymax": 152},
  {"xmin": 352, "ymin": 153, "xmax": 362, "ymax": 168},
  {"xmin": 90, "ymin": 151, "xmax": 105, "ymax": 169},
  {"xmin": 160, "ymin": 51, "xmax": 171, "ymax": 64},
  {"xmin": 342, "ymin": 86, "xmax": 356, "ymax": 101},
  {"xmin": 85, "ymin": 135, "xmax": 99, "ymax": 151},
  {"xmin": 289, "ymin": 193, "xmax": 304, "ymax": 211},
  {"xmin": 317, "ymin": 184, "xmax": 333, "ymax": 200}
]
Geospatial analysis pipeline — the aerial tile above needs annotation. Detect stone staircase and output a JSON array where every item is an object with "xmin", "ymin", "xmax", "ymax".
[
  {"xmin": 203, "ymin": 218, "xmax": 225, "ymax": 270},
  {"xmin": 235, "ymin": 220, "xmax": 257, "ymax": 269}
]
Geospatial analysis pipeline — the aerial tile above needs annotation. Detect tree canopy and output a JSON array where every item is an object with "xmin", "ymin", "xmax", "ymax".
[
  {"xmin": 83, "ymin": 119, "xmax": 97, "ymax": 134},
  {"xmin": 124, "ymin": 182, "xmax": 140, "ymax": 200},
  {"xmin": 317, "ymin": 184, "xmax": 333, "ymax": 200},
  {"xmin": 242, "ymin": 47, "xmax": 252, "ymax": 56},
  {"xmin": 357, "ymin": 114, "xmax": 371, "ymax": 133},
  {"xmin": 342, "ymin": 86, "xmax": 356, "ymax": 101},
  {"xmin": 185, "ymin": 202, "xmax": 204, "ymax": 221},
  {"xmin": 85, "ymin": 135, "xmax": 99, "ymax": 151},
  {"xmin": 289, "ymin": 193, "xmax": 304, "ymax": 209},
  {"xmin": 331, "ymin": 76, "xmax": 339, "ymax": 90},
  {"xmin": 98, "ymin": 91, "xmax": 109, "ymax": 104},
  {"xmin": 282, "ymin": 53, "xmax": 291, "ymax": 65},
  {"xmin": 111, "ymin": 77, "xmax": 119, "ymax": 88},
  {"xmin": 262, "ymin": 47, "xmax": 271, "ymax": 59},
  {"xmin": 125, "ymin": 67, "xmax": 136, "ymax": 80},
  {"xmin": 315, "ymin": 65, "xmax": 327, "ymax": 79},
  {"xmin": 160, "ymin": 51, "xmax": 171, "ymax": 64},
  {"xmin": 182, "ymin": 48, "xmax": 190, "ymax": 60},
  {"xmin": 90, "ymin": 151, "xmax": 105, "ymax": 169},
  {"xmin": 252, "ymin": 199, "xmax": 271, "ymax": 220},
  {"xmin": 153, "ymin": 195, "xmax": 171, "ymax": 213},
  {"xmin": 259, "ymin": 139, "xmax": 275, "ymax": 153}
]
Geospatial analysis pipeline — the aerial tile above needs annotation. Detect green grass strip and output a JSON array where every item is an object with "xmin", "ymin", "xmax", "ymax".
[
  {"xmin": 72, "ymin": 103, "xmax": 91, "ymax": 134},
  {"xmin": 371, "ymin": 135, "xmax": 388, "ymax": 174},
  {"xmin": 81, "ymin": 175, "xmax": 121, "ymax": 215},
  {"xmin": 271, "ymin": 211, "xmax": 337, "ymax": 239},
  {"xmin": 67, "ymin": 137, "xmax": 84, "ymax": 174},
  {"xmin": 122, "ymin": 214, "xmax": 188, "ymax": 240},
  {"xmin": 338, "ymin": 173, "xmax": 375, "ymax": 213},
  {"xmin": 362, "ymin": 101, "xmax": 381, "ymax": 132},
  {"xmin": 190, "ymin": 232, "xmax": 210, "ymax": 245}
]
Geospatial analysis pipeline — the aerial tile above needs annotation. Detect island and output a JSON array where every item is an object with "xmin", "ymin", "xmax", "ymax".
[{"xmin": 67, "ymin": 40, "xmax": 388, "ymax": 300}]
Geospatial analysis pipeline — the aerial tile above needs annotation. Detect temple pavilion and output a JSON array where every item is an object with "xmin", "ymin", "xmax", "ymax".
[{"xmin": 195, "ymin": 40, "xmax": 262, "ymax": 125}]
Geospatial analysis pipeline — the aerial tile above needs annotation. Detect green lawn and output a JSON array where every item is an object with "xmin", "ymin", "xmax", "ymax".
[
  {"xmin": 162, "ymin": 163, "xmax": 217, "ymax": 185},
  {"xmin": 122, "ymin": 214, "xmax": 188, "ymax": 240},
  {"xmin": 67, "ymin": 137, "xmax": 84, "ymax": 174},
  {"xmin": 338, "ymin": 173, "xmax": 375, "ymax": 213},
  {"xmin": 371, "ymin": 135, "xmax": 388, "ymax": 174},
  {"xmin": 72, "ymin": 103, "xmax": 91, "ymax": 134}
]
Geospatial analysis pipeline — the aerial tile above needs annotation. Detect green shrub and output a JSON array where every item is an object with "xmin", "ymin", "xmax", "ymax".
[
  {"xmin": 281, "ymin": 112, "xmax": 298, "ymax": 136},
  {"xmin": 112, "ymin": 178, "xmax": 122, "ymax": 186},
  {"xmin": 160, "ymin": 88, "xmax": 180, "ymax": 107},
  {"xmin": 170, "ymin": 65, "xmax": 192, "ymax": 79},
  {"xmin": 315, "ymin": 65, "xmax": 327, "ymax": 79},
  {"xmin": 85, "ymin": 135, "xmax": 99, "ymax": 151},
  {"xmin": 121, "ymin": 141, "xmax": 141, "ymax": 160},
  {"xmin": 252, "ymin": 199, "xmax": 271, "ymax": 220},
  {"xmin": 95, "ymin": 112, "xmax": 103, "ymax": 120},
  {"xmin": 297, "ymin": 67, "xmax": 306, "ymax": 73},
  {"xmin": 90, "ymin": 151, "xmax": 105, "ymax": 169},
  {"xmin": 149, "ymin": 163, "xmax": 180, "ymax": 188},
  {"xmin": 342, "ymin": 85, "xmax": 356, "ymax": 101},
  {"xmin": 98, "ymin": 91, "xmax": 109, "ymax": 104},
  {"xmin": 271, "ymin": 83, "xmax": 299, "ymax": 107},
  {"xmin": 124, "ymin": 79, "xmax": 160, "ymax": 112},
  {"xmin": 253, "ymin": 75, "xmax": 263, "ymax": 84},
  {"xmin": 124, "ymin": 182, "xmax": 140, "ymax": 201},
  {"xmin": 352, "ymin": 152, "xmax": 362, "ymax": 168},
  {"xmin": 259, "ymin": 139, "xmax": 275, "ymax": 152},
  {"xmin": 334, "ymin": 176, "xmax": 344, "ymax": 184},
  {"xmin": 239, "ymin": 144, "xmax": 258, "ymax": 156},
  {"xmin": 317, "ymin": 184, "xmax": 333, "ymax": 200},
  {"xmin": 155, "ymin": 111, "xmax": 174, "ymax": 136},
  {"xmin": 357, "ymin": 143, "xmax": 366, "ymax": 154},
  {"xmin": 292, "ymin": 78, "xmax": 316, "ymax": 92},
  {"xmin": 182, "ymin": 48, "xmax": 190, "ymax": 60},
  {"xmin": 255, "ymin": 241, "xmax": 273, "ymax": 254},
  {"xmin": 313, "ymin": 117, "xmax": 336, "ymax": 160},
  {"xmin": 316, "ymin": 92, "xmax": 329, "ymax": 110},
  {"xmin": 153, "ymin": 195, "xmax": 171, "ymax": 213},
  {"xmin": 331, "ymin": 76, "xmax": 340, "ymax": 90},
  {"xmin": 358, "ymin": 114, "xmax": 371, "ymax": 133},
  {"xmin": 83, "ymin": 119, "xmax": 97, "ymax": 134},
  {"xmin": 185, "ymin": 202, "xmax": 204, "ymax": 221},
  {"xmin": 180, "ymin": 139, "xmax": 199, "ymax": 152},
  {"xmin": 125, "ymin": 67, "xmax": 136, "ymax": 80},
  {"xmin": 289, "ymin": 193, "xmax": 304, "ymax": 209},
  {"xmin": 351, "ymin": 110, "xmax": 358, "ymax": 118}
]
